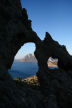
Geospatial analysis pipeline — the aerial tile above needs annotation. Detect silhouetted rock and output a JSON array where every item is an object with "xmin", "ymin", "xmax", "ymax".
[
  {"xmin": 0, "ymin": 0, "xmax": 42, "ymax": 107},
  {"xmin": 0, "ymin": 0, "xmax": 72, "ymax": 108},
  {"xmin": 44, "ymin": 32, "xmax": 72, "ymax": 71},
  {"xmin": 35, "ymin": 32, "xmax": 72, "ymax": 108}
]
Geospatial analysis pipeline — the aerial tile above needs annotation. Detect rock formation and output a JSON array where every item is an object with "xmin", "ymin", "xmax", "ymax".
[
  {"xmin": 35, "ymin": 32, "xmax": 72, "ymax": 108},
  {"xmin": 0, "ymin": 0, "xmax": 41, "ymax": 79},
  {"xmin": 0, "ymin": 0, "xmax": 72, "ymax": 108},
  {"xmin": 0, "ymin": 0, "xmax": 42, "ymax": 107},
  {"xmin": 17, "ymin": 53, "xmax": 37, "ymax": 62}
]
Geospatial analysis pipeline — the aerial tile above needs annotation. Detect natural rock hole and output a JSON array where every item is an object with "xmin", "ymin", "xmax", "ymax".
[
  {"xmin": 1, "ymin": 0, "xmax": 72, "ymax": 107},
  {"xmin": 48, "ymin": 57, "xmax": 58, "ymax": 69},
  {"xmin": 9, "ymin": 43, "xmax": 38, "ymax": 79}
]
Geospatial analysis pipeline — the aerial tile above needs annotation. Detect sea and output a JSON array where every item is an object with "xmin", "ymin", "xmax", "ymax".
[
  {"xmin": 8, "ymin": 62, "xmax": 38, "ymax": 79},
  {"xmin": 8, "ymin": 62, "xmax": 57, "ymax": 79}
]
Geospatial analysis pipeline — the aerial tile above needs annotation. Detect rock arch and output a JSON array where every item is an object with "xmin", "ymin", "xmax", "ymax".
[
  {"xmin": 1, "ymin": 0, "xmax": 72, "ymax": 107},
  {"xmin": 0, "ymin": 0, "xmax": 41, "ymax": 79}
]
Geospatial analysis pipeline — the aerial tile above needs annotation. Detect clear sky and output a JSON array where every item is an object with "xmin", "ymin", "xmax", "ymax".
[{"xmin": 15, "ymin": 0, "xmax": 72, "ymax": 59}]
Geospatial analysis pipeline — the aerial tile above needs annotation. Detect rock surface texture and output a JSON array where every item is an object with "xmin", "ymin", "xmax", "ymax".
[{"xmin": 0, "ymin": 0, "xmax": 72, "ymax": 108}]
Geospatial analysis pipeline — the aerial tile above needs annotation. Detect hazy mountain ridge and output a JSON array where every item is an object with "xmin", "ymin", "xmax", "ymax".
[
  {"xmin": 15, "ymin": 54, "xmax": 58, "ymax": 67},
  {"xmin": 15, "ymin": 54, "xmax": 37, "ymax": 62}
]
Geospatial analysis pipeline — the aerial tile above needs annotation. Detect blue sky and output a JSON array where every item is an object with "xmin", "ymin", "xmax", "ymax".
[{"xmin": 15, "ymin": 0, "xmax": 72, "ymax": 59}]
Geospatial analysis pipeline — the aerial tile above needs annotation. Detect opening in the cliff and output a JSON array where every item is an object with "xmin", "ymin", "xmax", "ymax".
[
  {"xmin": 9, "ymin": 43, "xmax": 38, "ymax": 79},
  {"xmin": 48, "ymin": 57, "xmax": 58, "ymax": 69}
]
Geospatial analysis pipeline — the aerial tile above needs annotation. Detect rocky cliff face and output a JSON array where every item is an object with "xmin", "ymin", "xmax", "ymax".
[
  {"xmin": 35, "ymin": 32, "xmax": 72, "ymax": 108},
  {"xmin": 0, "ymin": 0, "xmax": 72, "ymax": 108},
  {"xmin": 0, "ymin": 0, "xmax": 40, "ymax": 79},
  {"xmin": 0, "ymin": 0, "xmax": 42, "ymax": 107}
]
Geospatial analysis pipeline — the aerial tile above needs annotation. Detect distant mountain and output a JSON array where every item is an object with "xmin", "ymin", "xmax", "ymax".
[
  {"xmin": 15, "ymin": 54, "xmax": 37, "ymax": 62},
  {"xmin": 15, "ymin": 54, "xmax": 58, "ymax": 67},
  {"xmin": 48, "ymin": 57, "xmax": 58, "ymax": 67}
]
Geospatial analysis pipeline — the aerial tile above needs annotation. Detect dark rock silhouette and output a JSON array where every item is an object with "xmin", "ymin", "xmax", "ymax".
[
  {"xmin": 35, "ymin": 32, "xmax": 72, "ymax": 108},
  {"xmin": 43, "ymin": 32, "xmax": 72, "ymax": 71},
  {"xmin": 0, "ymin": 0, "xmax": 72, "ymax": 108}
]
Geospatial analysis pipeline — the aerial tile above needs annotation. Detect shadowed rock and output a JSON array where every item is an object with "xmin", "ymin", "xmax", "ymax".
[
  {"xmin": 43, "ymin": 32, "xmax": 72, "ymax": 71},
  {"xmin": 0, "ymin": 0, "xmax": 72, "ymax": 108},
  {"xmin": 35, "ymin": 32, "xmax": 72, "ymax": 108}
]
